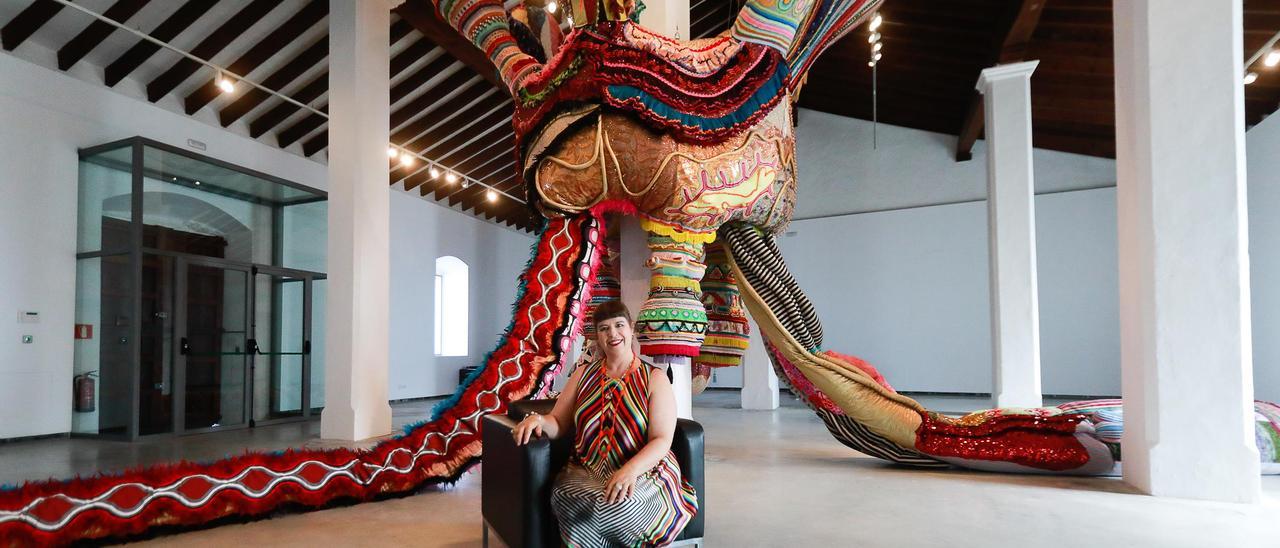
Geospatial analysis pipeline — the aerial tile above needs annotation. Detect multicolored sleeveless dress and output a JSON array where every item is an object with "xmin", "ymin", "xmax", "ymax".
[{"xmin": 550, "ymin": 357, "xmax": 699, "ymax": 547}]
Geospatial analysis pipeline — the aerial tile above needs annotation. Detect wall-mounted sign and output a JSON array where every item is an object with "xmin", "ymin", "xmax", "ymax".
[{"xmin": 74, "ymin": 324, "xmax": 93, "ymax": 340}]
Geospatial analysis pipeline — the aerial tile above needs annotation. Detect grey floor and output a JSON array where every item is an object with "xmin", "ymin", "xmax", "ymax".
[{"xmin": 3, "ymin": 392, "xmax": 1278, "ymax": 547}]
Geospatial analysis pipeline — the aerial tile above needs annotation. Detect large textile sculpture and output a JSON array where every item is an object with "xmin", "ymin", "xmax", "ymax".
[{"xmin": 5, "ymin": 0, "xmax": 1276, "ymax": 545}]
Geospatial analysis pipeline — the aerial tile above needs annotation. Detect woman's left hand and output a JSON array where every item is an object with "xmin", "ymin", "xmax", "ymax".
[{"xmin": 603, "ymin": 468, "xmax": 639, "ymax": 504}]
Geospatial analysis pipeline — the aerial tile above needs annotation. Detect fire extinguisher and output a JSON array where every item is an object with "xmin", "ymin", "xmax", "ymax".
[{"xmin": 74, "ymin": 371, "xmax": 97, "ymax": 413}]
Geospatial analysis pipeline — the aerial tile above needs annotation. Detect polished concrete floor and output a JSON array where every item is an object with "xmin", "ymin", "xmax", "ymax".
[{"xmin": 3, "ymin": 392, "xmax": 1279, "ymax": 546}]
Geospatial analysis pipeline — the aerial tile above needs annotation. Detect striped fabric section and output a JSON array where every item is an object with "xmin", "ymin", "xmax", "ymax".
[
  {"xmin": 553, "ymin": 358, "xmax": 697, "ymax": 546},
  {"xmin": 817, "ymin": 410, "xmax": 948, "ymax": 467},
  {"xmin": 434, "ymin": 0, "xmax": 541, "ymax": 90},
  {"xmin": 721, "ymin": 222, "xmax": 946, "ymax": 468},
  {"xmin": 721, "ymin": 223, "xmax": 823, "ymax": 350},
  {"xmin": 732, "ymin": 0, "xmax": 884, "ymax": 90}
]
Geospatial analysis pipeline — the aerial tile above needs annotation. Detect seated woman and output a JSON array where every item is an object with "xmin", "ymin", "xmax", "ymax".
[{"xmin": 512, "ymin": 300, "xmax": 698, "ymax": 547}]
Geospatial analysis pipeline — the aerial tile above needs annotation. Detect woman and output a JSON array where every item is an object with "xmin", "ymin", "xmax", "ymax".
[{"xmin": 512, "ymin": 300, "xmax": 698, "ymax": 547}]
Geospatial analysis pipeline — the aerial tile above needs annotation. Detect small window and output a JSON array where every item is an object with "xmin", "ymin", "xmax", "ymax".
[{"xmin": 434, "ymin": 256, "xmax": 469, "ymax": 356}]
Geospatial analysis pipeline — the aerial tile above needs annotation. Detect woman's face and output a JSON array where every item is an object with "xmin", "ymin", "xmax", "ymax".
[{"xmin": 594, "ymin": 315, "xmax": 633, "ymax": 355}]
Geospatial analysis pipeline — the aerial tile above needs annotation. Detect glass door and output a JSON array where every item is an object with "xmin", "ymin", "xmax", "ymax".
[
  {"xmin": 176, "ymin": 259, "xmax": 251, "ymax": 432},
  {"xmin": 252, "ymin": 267, "xmax": 312, "ymax": 422}
]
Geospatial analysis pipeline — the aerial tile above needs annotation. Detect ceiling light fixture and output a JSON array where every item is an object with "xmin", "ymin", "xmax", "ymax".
[
  {"xmin": 430, "ymin": 167, "xmax": 441, "ymax": 179},
  {"xmin": 445, "ymin": 172, "xmax": 459, "ymax": 184},
  {"xmin": 387, "ymin": 147, "xmax": 399, "ymax": 159},
  {"xmin": 869, "ymin": 13, "xmax": 883, "ymax": 32},
  {"xmin": 400, "ymin": 154, "xmax": 414, "ymax": 167},
  {"xmin": 1267, "ymin": 50, "xmax": 1280, "ymax": 67},
  {"xmin": 868, "ymin": 32, "xmax": 880, "ymax": 43},
  {"xmin": 546, "ymin": 1, "xmax": 557, "ymax": 14},
  {"xmin": 487, "ymin": 190, "xmax": 498, "ymax": 202},
  {"xmin": 1245, "ymin": 71, "xmax": 1259, "ymax": 85},
  {"xmin": 216, "ymin": 72, "xmax": 235, "ymax": 93}
]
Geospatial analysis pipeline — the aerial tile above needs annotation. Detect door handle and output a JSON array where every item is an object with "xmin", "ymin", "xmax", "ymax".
[{"xmin": 180, "ymin": 337, "xmax": 190, "ymax": 355}]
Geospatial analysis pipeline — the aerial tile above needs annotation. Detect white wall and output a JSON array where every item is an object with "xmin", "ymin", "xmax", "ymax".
[
  {"xmin": 1247, "ymin": 114, "xmax": 1280, "ymax": 404},
  {"xmin": 388, "ymin": 191, "xmax": 532, "ymax": 400},
  {"xmin": 0, "ymin": 52, "xmax": 532, "ymax": 438},
  {"xmin": 781, "ymin": 109, "xmax": 1280, "ymax": 401},
  {"xmin": 779, "ymin": 188, "xmax": 1121, "ymax": 396},
  {"xmin": 793, "ymin": 108, "xmax": 1117, "ymax": 218}
]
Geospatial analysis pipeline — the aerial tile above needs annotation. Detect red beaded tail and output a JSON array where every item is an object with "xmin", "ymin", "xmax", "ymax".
[{"xmin": 0, "ymin": 213, "xmax": 605, "ymax": 547}]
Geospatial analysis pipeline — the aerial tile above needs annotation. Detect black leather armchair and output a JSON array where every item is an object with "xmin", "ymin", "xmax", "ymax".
[{"xmin": 482, "ymin": 399, "xmax": 705, "ymax": 547}]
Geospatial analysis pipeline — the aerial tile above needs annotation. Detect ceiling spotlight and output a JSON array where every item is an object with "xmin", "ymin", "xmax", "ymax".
[
  {"xmin": 546, "ymin": 1, "xmax": 557, "ymax": 14},
  {"xmin": 429, "ymin": 167, "xmax": 441, "ymax": 179},
  {"xmin": 873, "ymin": 52, "xmax": 883, "ymax": 62},
  {"xmin": 216, "ymin": 73, "xmax": 235, "ymax": 93},
  {"xmin": 194, "ymin": 180, "xmax": 201, "ymax": 186},
  {"xmin": 869, "ymin": 13, "xmax": 883, "ymax": 32},
  {"xmin": 445, "ymin": 172, "xmax": 459, "ymax": 184},
  {"xmin": 872, "ymin": 42, "xmax": 883, "ymax": 53},
  {"xmin": 486, "ymin": 189, "xmax": 498, "ymax": 202},
  {"xmin": 868, "ymin": 32, "xmax": 880, "ymax": 43},
  {"xmin": 1267, "ymin": 50, "xmax": 1280, "ymax": 67},
  {"xmin": 868, "ymin": 61, "xmax": 876, "ymax": 67},
  {"xmin": 387, "ymin": 147, "xmax": 399, "ymax": 159},
  {"xmin": 1245, "ymin": 71, "xmax": 1259, "ymax": 85},
  {"xmin": 400, "ymin": 153, "xmax": 414, "ymax": 167}
]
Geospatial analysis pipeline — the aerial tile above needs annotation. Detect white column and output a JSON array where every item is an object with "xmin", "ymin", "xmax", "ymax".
[
  {"xmin": 638, "ymin": 0, "xmax": 690, "ymax": 38},
  {"xmin": 740, "ymin": 319, "xmax": 779, "ymax": 410},
  {"xmin": 321, "ymin": 0, "xmax": 397, "ymax": 441},
  {"xmin": 620, "ymin": 220, "xmax": 693, "ymax": 419},
  {"xmin": 977, "ymin": 61, "xmax": 1043, "ymax": 409},
  {"xmin": 1114, "ymin": 0, "xmax": 1260, "ymax": 501}
]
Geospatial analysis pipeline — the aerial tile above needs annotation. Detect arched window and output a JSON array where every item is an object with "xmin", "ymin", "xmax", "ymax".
[{"xmin": 434, "ymin": 256, "xmax": 469, "ymax": 356}]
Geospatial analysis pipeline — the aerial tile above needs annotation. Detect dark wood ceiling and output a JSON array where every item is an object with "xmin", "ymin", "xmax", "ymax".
[
  {"xmin": 4, "ymin": 0, "xmax": 1280, "ymax": 231},
  {"xmin": 789, "ymin": 0, "xmax": 1280, "ymax": 161}
]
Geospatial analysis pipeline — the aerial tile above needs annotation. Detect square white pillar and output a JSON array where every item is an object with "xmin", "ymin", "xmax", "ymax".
[
  {"xmin": 1114, "ymin": 0, "xmax": 1260, "ymax": 501},
  {"xmin": 740, "ymin": 319, "xmax": 779, "ymax": 410},
  {"xmin": 977, "ymin": 61, "xmax": 1043, "ymax": 409},
  {"xmin": 320, "ymin": 0, "xmax": 397, "ymax": 441}
]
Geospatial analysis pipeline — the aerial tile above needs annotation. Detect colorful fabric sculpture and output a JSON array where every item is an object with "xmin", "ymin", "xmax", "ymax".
[
  {"xmin": 635, "ymin": 234, "xmax": 708, "ymax": 357},
  {"xmin": 693, "ymin": 242, "xmax": 750, "ymax": 392},
  {"xmin": 20, "ymin": 0, "xmax": 1280, "ymax": 544}
]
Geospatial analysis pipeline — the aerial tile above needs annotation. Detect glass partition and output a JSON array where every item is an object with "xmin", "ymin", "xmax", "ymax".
[{"xmin": 73, "ymin": 138, "xmax": 327, "ymax": 440}]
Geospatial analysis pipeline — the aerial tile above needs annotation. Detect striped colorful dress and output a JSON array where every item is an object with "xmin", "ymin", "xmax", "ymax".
[{"xmin": 550, "ymin": 357, "xmax": 699, "ymax": 547}]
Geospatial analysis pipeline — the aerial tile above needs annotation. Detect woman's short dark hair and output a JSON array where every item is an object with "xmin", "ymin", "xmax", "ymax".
[{"xmin": 592, "ymin": 300, "xmax": 631, "ymax": 326}]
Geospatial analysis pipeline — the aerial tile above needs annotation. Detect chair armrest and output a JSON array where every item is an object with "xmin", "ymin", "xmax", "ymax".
[
  {"xmin": 671, "ymin": 418, "xmax": 705, "ymax": 540},
  {"xmin": 482, "ymin": 414, "xmax": 563, "ymax": 548}
]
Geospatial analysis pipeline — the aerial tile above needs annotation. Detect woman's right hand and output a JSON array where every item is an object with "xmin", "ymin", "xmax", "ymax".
[{"xmin": 512, "ymin": 413, "xmax": 545, "ymax": 445}]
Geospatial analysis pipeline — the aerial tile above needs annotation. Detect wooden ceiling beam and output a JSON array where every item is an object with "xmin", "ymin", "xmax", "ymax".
[
  {"xmin": 57, "ymin": 0, "xmax": 150, "ymax": 71},
  {"xmin": 281, "ymin": 110, "xmax": 326, "ymax": 149},
  {"xmin": 249, "ymin": 72, "xmax": 326, "ymax": 138},
  {"xmin": 416, "ymin": 103, "xmax": 512, "ymax": 157},
  {"xmin": 394, "ymin": 2, "xmax": 502, "ymax": 88},
  {"xmin": 104, "ymin": 0, "xmax": 213, "ymax": 87},
  {"xmin": 396, "ymin": 91, "xmax": 508, "ymax": 151},
  {"xmin": 390, "ymin": 54, "xmax": 456, "ymax": 104},
  {"xmin": 955, "ymin": 0, "xmax": 1045, "ymax": 162},
  {"xmin": 145, "ymin": 0, "xmax": 279, "ymax": 102},
  {"xmin": 184, "ymin": 0, "xmax": 327, "ymax": 115},
  {"xmin": 219, "ymin": 36, "xmax": 326, "ymax": 127},
  {"xmin": 1, "ymin": 0, "xmax": 63, "ymax": 51},
  {"xmin": 398, "ymin": 133, "xmax": 512, "ymax": 191},
  {"xmin": 391, "ymin": 37, "xmax": 437, "ymax": 77},
  {"xmin": 429, "ymin": 155, "xmax": 512, "ymax": 200},
  {"xmin": 390, "ymin": 69, "xmax": 481, "ymax": 130}
]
